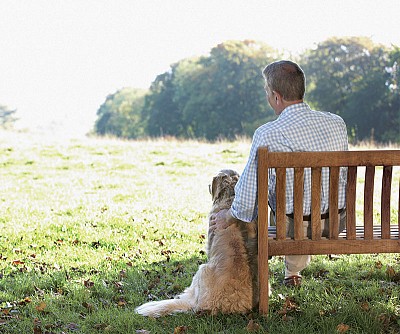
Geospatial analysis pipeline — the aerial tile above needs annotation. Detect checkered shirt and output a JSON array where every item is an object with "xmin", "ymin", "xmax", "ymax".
[{"xmin": 231, "ymin": 102, "xmax": 349, "ymax": 222}]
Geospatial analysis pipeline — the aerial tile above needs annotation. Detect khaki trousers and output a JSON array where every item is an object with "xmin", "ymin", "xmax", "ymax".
[{"xmin": 270, "ymin": 210, "xmax": 346, "ymax": 278}]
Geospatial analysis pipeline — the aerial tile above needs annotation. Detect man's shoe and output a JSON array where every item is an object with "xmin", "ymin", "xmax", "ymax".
[{"xmin": 283, "ymin": 275, "xmax": 302, "ymax": 287}]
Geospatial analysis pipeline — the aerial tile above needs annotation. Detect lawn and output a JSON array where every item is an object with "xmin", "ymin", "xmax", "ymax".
[{"xmin": 0, "ymin": 131, "xmax": 399, "ymax": 334}]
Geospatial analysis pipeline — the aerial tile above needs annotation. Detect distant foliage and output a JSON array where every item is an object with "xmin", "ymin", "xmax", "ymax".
[
  {"xmin": 141, "ymin": 40, "xmax": 280, "ymax": 140},
  {"xmin": 303, "ymin": 37, "xmax": 400, "ymax": 143},
  {"xmin": 94, "ymin": 38, "xmax": 400, "ymax": 143},
  {"xmin": 0, "ymin": 105, "xmax": 18, "ymax": 129},
  {"xmin": 94, "ymin": 88, "xmax": 147, "ymax": 139}
]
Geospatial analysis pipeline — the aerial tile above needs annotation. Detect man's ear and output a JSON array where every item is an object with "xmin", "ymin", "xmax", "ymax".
[{"xmin": 273, "ymin": 90, "xmax": 283, "ymax": 103}]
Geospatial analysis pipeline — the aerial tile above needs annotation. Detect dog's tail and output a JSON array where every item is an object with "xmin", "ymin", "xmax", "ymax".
[{"xmin": 135, "ymin": 297, "xmax": 193, "ymax": 317}]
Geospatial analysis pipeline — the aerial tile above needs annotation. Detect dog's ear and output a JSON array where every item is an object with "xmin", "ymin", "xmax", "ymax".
[{"xmin": 211, "ymin": 174, "xmax": 225, "ymax": 201}]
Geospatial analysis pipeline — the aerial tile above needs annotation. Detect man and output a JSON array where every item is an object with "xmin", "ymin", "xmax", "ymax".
[{"xmin": 210, "ymin": 60, "xmax": 348, "ymax": 286}]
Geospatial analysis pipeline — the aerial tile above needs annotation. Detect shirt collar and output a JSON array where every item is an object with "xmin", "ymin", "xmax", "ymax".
[{"xmin": 280, "ymin": 102, "xmax": 310, "ymax": 116}]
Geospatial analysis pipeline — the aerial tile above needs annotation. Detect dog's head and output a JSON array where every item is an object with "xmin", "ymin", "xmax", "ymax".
[{"xmin": 210, "ymin": 169, "xmax": 239, "ymax": 203}]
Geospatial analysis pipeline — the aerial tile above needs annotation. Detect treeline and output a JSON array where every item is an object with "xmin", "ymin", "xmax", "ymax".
[{"xmin": 94, "ymin": 37, "xmax": 400, "ymax": 143}]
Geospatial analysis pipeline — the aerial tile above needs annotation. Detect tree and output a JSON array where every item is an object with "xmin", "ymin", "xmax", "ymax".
[
  {"xmin": 381, "ymin": 46, "xmax": 400, "ymax": 143},
  {"xmin": 151, "ymin": 40, "xmax": 280, "ymax": 140},
  {"xmin": 0, "ymin": 105, "xmax": 18, "ymax": 129},
  {"xmin": 142, "ymin": 68, "xmax": 185, "ymax": 137},
  {"xmin": 94, "ymin": 88, "xmax": 147, "ymax": 139},
  {"xmin": 178, "ymin": 40, "xmax": 278, "ymax": 140},
  {"xmin": 303, "ymin": 37, "xmax": 396, "ymax": 142}
]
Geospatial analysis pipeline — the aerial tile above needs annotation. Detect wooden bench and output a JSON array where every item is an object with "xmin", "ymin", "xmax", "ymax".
[{"xmin": 257, "ymin": 148, "xmax": 400, "ymax": 315}]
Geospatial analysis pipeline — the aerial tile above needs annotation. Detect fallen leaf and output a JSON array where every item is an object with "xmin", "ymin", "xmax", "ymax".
[
  {"xmin": 246, "ymin": 319, "xmax": 261, "ymax": 332},
  {"xmin": 360, "ymin": 301, "xmax": 370, "ymax": 311},
  {"xmin": 12, "ymin": 260, "xmax": 24, "ymax": 266},
  {"xmin": 114, "ymin": 281, "xmax": 124, "ymax": 289},
  {"xmin": 34, "ymin": 286, "xmax": 45, "ymax": 296},
  {"xmin": 33, "ymin": 318, "xmax": 42, "ymax": 334},
  {"xmin": 174, "ymin": 326, "xmax": 189, "ymax": 333},
  {"xmin": 82, "ymin": 302, "xmax": 94, "ymax": 312},
  {"xmin": 378, "ymin": 313, "xmax": 392, "ymax": 326},
  {"xmin": 375, "ymin": 261, "xmax": 383, "ymax": 269},
  {"xmin": 35, "ymin": 302, "xmax": 47, "ymax": 312},
  {"xmin": 136, "ymin": 330, "xmax": 150, "ymax": 334},
  {"xmin": 337, "ymin": 323, "xmax": 350, "ymax": 333},
  {"xmin": 18, "ymin": 297, "xmax": 32, "ymax": 305},
  {"xmin": 386, "ymin": 266, "xmax": 396, "ymax": 278},
  {"xmin": 84, "ymin": 279, "xmax": 94, "ymax": 288},
  {"xmin": 94, "ymin": 323, "xmax": 109, "ymax": 330},
  {"xmin": 65, "ymin": 323, "xmax": 79, "ymax": 331},
  {"xmin": 117, "ymin": 299, "xmax": 127, "ymax": 307}
]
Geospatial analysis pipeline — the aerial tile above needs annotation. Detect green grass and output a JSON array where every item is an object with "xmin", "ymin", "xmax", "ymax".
[{"xmin": 0, "ymin": 131, "xmax": 399, "ymax": 333}]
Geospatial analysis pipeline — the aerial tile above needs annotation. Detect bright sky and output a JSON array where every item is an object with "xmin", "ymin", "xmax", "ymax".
[{"xmin": 1, "ymin": 0, "xmax": 399, "ymax": 137}]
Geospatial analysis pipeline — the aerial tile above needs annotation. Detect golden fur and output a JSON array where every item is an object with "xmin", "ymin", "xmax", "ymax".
[{"xmin": 134, "ymin": 169, "xmax": 259, "ymax": 317}]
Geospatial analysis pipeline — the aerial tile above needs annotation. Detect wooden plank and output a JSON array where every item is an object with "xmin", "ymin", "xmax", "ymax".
[
  {"xmin": 269, "ymin": 239, "xmax": 400, "ymax": 256},
  {"xmin": 329, "ymin": 167, "xmax": 339, "ymax": 239},
  {"xmin": 364, "ymin": 166, "xmax": 375, "ymax": 240},
  {"xmin": 275, "ymin": 168, "xmax": 286, "ymax": 240},
  {"xmin": 311, "ymin": 167, "xmax": 322, "ymax": 240},
  {"xmin": 293, "ymin": 168, "xmax": 304, "ymax": 240},
  {"xmin": 381, "ymin": 166, "xmax": 392, "ymax": 239},
  {"xmin": 268, "ymin": 226, "xmax": 400, "ymax": 239},
  {"xmin": 257, "ymin": 150, "xmax": 269, "ymax": 315},
  {"xmin": 258, "ymin": 149, "xmax": 400, "ymax": 167},
  {"xmin": 346, "ymin": 167, "xmax": 357, "ymax": 240}
]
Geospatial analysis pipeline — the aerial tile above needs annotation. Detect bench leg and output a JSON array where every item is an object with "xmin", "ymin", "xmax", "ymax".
[{"xmin": 258, "ymin": 233, "xmax": 269, "ymax": 315}]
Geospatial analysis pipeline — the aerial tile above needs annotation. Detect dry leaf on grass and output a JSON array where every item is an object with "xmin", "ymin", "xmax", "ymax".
[
  {"xmin": 246, "ymin": 319, "xmax": 261, "ymax": 332},
  {"xmin": 35, "ymin": 302, "xmax": 47, "ymax": 312},
  {"xmin": 360, "ymin": 301, "xmax": 370, "ymax": 311},
  {"xmin": 337, "ymin": 323, "xmax": 350, "ymax": 333},
  {"xmin": 386, "ymin": 265, "xmax": 396, "ymax": 278},
  {"xmin": 84, "ymin": 279, "xmax": 94, "ymax": 288},
  {"xmin": 174, "ymin": 325, "xmax": 189, "ymax": 333}
]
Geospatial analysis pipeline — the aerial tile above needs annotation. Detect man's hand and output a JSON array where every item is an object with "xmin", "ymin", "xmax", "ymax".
[{"xmin": 209, "ymin": 208, "xmax": 234, "ymax": 232}]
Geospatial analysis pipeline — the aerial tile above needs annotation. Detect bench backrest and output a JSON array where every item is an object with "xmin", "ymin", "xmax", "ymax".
[{"xmin": 258, "ymin": 149, "xmax": 400, "ymax": 253}]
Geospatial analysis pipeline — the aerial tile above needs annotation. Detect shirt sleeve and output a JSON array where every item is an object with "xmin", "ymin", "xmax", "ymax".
[{"xmin": 230, "ymin": 129, "xmax": 265, "ymax": 222}]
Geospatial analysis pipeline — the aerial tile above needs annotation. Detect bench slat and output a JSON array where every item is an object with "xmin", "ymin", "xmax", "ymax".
[
  {"xmin": 346, "ymin": 166, "xmax": 357, "ymax": 240},
  {"xmin": 294, "ymin": 168, "xmax": 304, "ymax": 240},
  {"xmin": 364, "ymin": 166, "xmax": 375, "ymax": 240},
  {"xmin": 268, "ymin": 239, "xmax": 400, "ymax": 255},
  {"xmin": 329, "ymin": 167, "xmax": 340, "ymax": 239},
  {"xmin": 268, "ymin": 226, "xmax": 399, "ymax": 239},
  {"xmin": 276, "ymin": 168, "xmax": 286, "ymax": 240},
  {"xmin": 311, "ymin": 167, "xmax": 322, "ymax": 240},
  {"xmin": 381, "ymin": 166, "xmax": 393, "ymax": 239},
  {"xmin": 263, "ymin": 150, "xmax": 400, "ymax": 167}
]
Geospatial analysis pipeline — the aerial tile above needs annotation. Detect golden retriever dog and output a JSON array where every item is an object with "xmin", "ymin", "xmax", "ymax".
[{"xmin": 135, "ymin": 169, "xmax": 259, "ymax": 317}]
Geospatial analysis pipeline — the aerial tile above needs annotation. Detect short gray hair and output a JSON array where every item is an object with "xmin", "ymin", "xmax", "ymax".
[{"xmin": 262, "ymin": 60, "xmax": 305, "ymax": 101}]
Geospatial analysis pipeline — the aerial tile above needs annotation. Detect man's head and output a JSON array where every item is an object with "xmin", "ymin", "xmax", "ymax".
[{"xmin": 262, "ymin": 60, "xmax": 305, "ymax": 114}]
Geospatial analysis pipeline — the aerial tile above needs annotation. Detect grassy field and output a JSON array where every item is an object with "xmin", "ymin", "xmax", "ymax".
[{"xmin": 0, "ymin": 131, "xmax": 399, "ymax": 334}]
